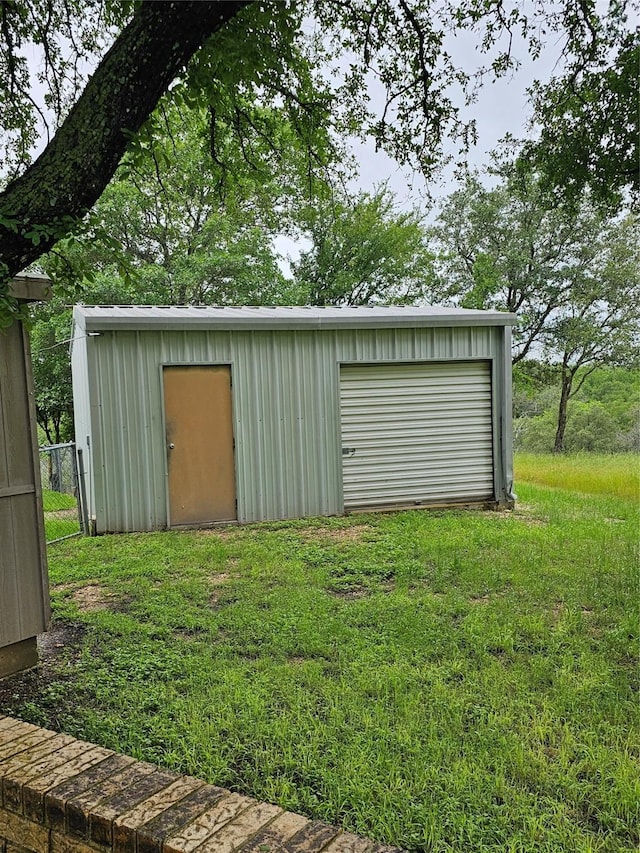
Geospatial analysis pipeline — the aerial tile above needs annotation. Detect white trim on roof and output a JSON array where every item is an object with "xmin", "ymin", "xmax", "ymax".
[{"xmin": 73, "ymin": 304, "xmax": 516, "ymax": 331}]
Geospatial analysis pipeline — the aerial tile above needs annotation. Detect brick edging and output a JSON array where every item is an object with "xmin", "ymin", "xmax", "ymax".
[{"xmin": 0, "ymin": 716, "xmax": 403, "ymax": 853}]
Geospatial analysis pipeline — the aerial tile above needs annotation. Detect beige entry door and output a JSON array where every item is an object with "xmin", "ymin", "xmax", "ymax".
[{"xmin": 163, "ymin": 365, "xmax": 236, "ymax": 525}]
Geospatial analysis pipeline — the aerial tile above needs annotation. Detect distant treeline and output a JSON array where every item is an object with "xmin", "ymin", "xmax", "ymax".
[{"xmin": 514, "ymin": 363, "xmax": 639, "ymax": 454}]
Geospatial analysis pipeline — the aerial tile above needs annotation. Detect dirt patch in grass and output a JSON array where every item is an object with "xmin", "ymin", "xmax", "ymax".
[
  {"xmin": 71, "ymin": 583, "xmax": 120, "ymax": 612},
  {"xmin": 469, "ymin": 594, "xmax": 492, "ymax": 605},
  {"xmin": 549, "ymin": 602, "xmax": 565, "ymax": 623},
  {"xmin": 38, "ymin": 622, "xmax": 87, "ymax": 665},
  {"xmin": 481, "ymin": 503, "xmax": 547, "ymax": 526},
  {"xmin": 208, "ymin": 572, "xmax": 230, "ymax": 609},
  {"xmin": 194, "ymin": 527, "xmax": 241, "ymax": 540},
  {"xmin": 0, "ymin": 621, "xmax": 87, "ymax": 720},
  {"xmin": 327, "ymin": 584, "xmax": 370, "ymax": 599}
]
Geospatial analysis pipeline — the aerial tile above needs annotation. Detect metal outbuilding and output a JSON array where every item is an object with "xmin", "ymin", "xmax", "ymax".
[{"xmin": 71, "ymin": 305, "xmax": 516, "ymax": 533}]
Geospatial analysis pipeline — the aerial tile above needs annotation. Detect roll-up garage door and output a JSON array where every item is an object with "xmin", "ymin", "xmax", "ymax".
[{"xmin": 340, "ymin": 361, "xmax": 494, "ymax": 509}]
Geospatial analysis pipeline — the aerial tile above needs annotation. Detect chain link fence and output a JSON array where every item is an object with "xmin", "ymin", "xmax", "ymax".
[{"xmin": 39, "ymin": 442, "xmax": 88, "ymax": 544}]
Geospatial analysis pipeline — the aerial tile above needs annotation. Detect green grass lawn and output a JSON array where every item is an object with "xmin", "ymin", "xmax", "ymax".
[
  {"xmin": 41, "ymin": 489, "xmax": 77, "ymax": 512},
  {"xmin": 3, "ymin": 456, "xmax": 638, "ymax": 852},
  {"xmin": 41, "ymin": 489, "xmax": 81, "ymax": 542}
]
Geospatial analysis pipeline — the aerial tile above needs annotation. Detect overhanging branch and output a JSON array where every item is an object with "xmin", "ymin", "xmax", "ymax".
[{"xmin": 0, "ymin": 0, "xmax": 250, "ymax": 286}]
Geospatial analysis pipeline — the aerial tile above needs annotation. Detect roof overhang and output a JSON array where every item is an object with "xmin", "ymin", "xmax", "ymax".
[
  {"xmin": 9, "ymin": 274, "xmax": 52, "ymax": 303},
  {"xmin": 74, "ymin": 305, "xmax": 517, "ymax": 332}
]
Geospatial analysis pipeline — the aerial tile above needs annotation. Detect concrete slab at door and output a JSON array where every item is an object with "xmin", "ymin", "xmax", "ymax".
[{"xmin": 163, "ymin": 366, "xmax": 236, "ymax": 525}]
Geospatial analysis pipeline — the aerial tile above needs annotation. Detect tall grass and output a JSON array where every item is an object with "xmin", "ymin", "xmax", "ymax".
[{"xmin": 515, "ymin": 453, "xmax": 640, "ymax": 501}]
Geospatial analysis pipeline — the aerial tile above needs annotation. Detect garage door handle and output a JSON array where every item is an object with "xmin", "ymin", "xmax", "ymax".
[{"xmin": 342, "ymin": 447, "xmax": 356, "ymax": 456}]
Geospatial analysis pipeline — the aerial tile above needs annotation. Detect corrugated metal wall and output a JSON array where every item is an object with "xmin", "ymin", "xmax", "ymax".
[
  {"xmin": 71, "ymin": 328, "xmax": 94, "ymax": 519},
  {"xmin": 80, "ymin": 324, "xmax": 509, "ymax": 532}
]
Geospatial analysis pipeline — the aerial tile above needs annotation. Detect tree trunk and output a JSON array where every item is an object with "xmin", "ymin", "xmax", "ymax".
[
  {"xmin": 553, "ymin": 368, "xmax": 573, "ymax": 453},
  {"xmin": 0, "ymin": 0, "xmax": 249, "ymax": 284}
]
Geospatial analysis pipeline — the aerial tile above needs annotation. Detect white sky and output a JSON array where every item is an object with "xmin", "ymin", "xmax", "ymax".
[
  {"xmin": 277, "ymin": 32, "xmax": 561, "ymax": 268},
  {"xmin": 273, "ymin": 8, "xmax": 591, "ymax": 271}
]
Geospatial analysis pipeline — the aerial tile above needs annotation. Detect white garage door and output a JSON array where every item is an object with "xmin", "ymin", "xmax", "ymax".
[{"xmin": 340, "ymin": 361, "xmax": 494, "ymax": 509}]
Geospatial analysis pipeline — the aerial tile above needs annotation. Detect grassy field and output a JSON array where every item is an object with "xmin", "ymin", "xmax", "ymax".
[
  {"xmin": 2, "ymin": 455, "xmax": 638, "ymax": 852},
  {"xmin": 41, "ymin": 489, "xmax": 80, "ymax": 542},
  {"xmin": 41, "ymin": 489, "xmax": 77, "ymax": 512},
  {"xmin": 515, "ymin": 453, "xmax": 639, "ymax": 501}
]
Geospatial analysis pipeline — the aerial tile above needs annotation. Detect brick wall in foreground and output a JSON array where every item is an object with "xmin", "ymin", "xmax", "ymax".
[{"xmin": 0, "ymin": 716, "xmax": 401, "ymax": 853}]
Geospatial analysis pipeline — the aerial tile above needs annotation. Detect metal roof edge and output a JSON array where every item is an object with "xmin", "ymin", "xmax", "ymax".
[{"xmin": 78, "ymin": 310, "xmax": 517, "ymax": 332}]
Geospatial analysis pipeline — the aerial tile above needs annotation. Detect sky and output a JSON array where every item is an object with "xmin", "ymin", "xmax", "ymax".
[
  {"xmin": 277, "ymin": 32, "xmax": 561, "ymax": 267},
  {"xmin": 274, "ymin": 13, "xmax": 577, "ymax": 268},
  {"xmin": 350, "ymin": 35, "xmax": 562, "ymax": 208},
  {"xmin": 349, "ymin": 1, "xmax": 637, "ymax": 208}
]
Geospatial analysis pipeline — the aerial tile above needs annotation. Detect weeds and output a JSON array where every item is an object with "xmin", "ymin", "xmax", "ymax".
[{"xmin": 1, "ymin": 455, "xmax": 638, "ymax": 852}]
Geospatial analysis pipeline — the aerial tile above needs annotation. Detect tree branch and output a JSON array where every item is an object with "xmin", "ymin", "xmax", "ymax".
[{"xmin": 0, "ymin": 0, "xmax": 250, "ymax": 285}]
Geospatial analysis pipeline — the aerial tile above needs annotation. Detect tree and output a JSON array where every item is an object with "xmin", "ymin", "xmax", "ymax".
[
  {"xmin": 0, "ymin": 1, "xmax": 634, "ymax": 322},
  {"xmin": 0, "ymin": 2, "xmax": 247, "ymax": 311},
  {"xmin": 513, "ymin": 366, "xmax": 640, "ymax": 454},
  {"xmin": 43, "ymin": 104, "xmax": 322, "ymax": 305},
  {"xmin": 541, "ymin": 216, "xmax": 640, "ymax": 452},
  {"xmin": 525, "ymin": 29, "xmax": 639, "ymax": 211},
  {"xmin": 30, "ymin": 303, "xmax": 75, "ymax": 444},
  {"xmin": 429, "ymin": 153, "xmax": 608, "ymax": 363},
  {"xmin": 292, "ymin": 188, "xmax": 434, "ymax": 305}
]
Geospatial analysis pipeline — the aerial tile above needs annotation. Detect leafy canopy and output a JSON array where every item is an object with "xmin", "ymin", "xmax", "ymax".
[
  {"xmin": 292, "ymin": 187, "xmax": 435, "ymax": 306},
  {"xmin": 0, "ymin": 0, "xmax": 636, "ymax": 322}
]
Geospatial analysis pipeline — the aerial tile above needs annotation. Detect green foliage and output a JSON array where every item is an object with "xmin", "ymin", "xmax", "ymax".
[
  {"xmin": 526, "ymin": 30, "xmax": 640, "ymax": 211},
  {"xmin": 292, "ymin": 187, "xmax": 435, "ymax": 305},
  {"xmin": 2, "ymin": 470, "xmax": 638, "ymax": 852},
  {"xmin": 541, "ymin": 214, "xmax": 640, "ymax": 451},
  {"xmin": 30, "ymin": 302, "xmax": 74, "ymax": 444},
  {"xmin": 430, "ymin": 150, "xmax": 624, "ymax": 363},
  {"xmin": 514, "ymin": 366, "xmax": 640, "ymax": 455},
  {"xmin": 41, "ymin": 102, "xmax": 348, "ymax": 305}
]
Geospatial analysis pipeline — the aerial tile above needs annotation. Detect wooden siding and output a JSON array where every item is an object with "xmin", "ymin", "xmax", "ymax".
[{"xmin": 0, "ymin": 316, "xmax": 49, "ymax": 648}]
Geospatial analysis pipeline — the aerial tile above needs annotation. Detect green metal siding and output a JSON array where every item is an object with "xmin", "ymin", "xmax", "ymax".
[{"xmin": 78, "ymin": 323, "xmax": 512, "ymax": 532}]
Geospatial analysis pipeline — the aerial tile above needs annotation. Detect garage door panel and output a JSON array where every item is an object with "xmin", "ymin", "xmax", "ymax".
[
  {"xmin": 343, "ymin": 418, "xmax": 493, "ymax": 434},
  {"xmin": 343, "ymin": 452, "xmax": 494, "ymax": 472},
  {"xmin": 340, "ymin": 361, "xmax": 494, "ymax": 508},
  {"xmin": 343, "ymin": 459, "xmax": 494, "ymax": 482}
]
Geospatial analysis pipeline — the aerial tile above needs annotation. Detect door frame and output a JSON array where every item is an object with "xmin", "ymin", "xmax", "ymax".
[{"xmin": 160, "ymin": 361, "xmax": 238, "ymax": 528}]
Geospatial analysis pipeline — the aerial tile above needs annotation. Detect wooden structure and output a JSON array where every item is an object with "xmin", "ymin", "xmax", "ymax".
[{"xmin": 0, "ymin": 275, "xmax": 51, "ymax": 678}]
